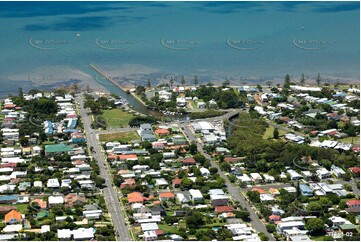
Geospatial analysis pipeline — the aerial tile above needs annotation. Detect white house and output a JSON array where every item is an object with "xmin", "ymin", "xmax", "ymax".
[
  {"xmin": 47, "ymin": 178, "xmax": 60, "ymax": 188},
  {"xmin": 316, "ymin": 168, "xmax": 331, "ymax": 180},
  {"xmin": 200, "ymin": 167, "xmax": 210, "ymax": 178},
  {"xmin": 330, "ymin": 165, "xmax": 346, "ymax": 178},
  {"xmin": 48, "ymin": 196, "xmax": 64, "ymax": 207},
  {"xmin": 189, "ymin": 189, "xmax": 203, "ymax": 201},
  {"xmin": 250, "ymin": 173, "xmax": 263, "ymax": 183},
  {"xmin": 287, "ymin": 170, "xmax": 303, "ymax": 180}
]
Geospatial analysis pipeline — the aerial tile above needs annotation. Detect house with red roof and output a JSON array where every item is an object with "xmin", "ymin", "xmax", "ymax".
[
  {"xmin": 182, "ymin": 157, "xmax": 196, "ymax": 165},
  {"xmin": 128, "ymin": 192, "xmax": 145, "ymax": 203},
  {"xmin": 152, "ymin": 142, "xmax": 164, "ymax": 150},
  {"xmin": 215, "ymin": 206, "xmax": 234, "ymax": 213},
  {"xmin": 4, "ymin": 104, "xmax": 16, "ymax": 109},
  {"xmin": 352, "ymin": 146, "xmax": 360, "ymax": 153},
  {"xmin": 65, "ymin": 193, "xmax": 86, "ymax": 207},
  {"xmin": 0, "ymin": 163, "xmax": 17, "ymax": 168},
  {"xmin": 172, "ymin": 178, "xmax": 182, "ymax": 187},
  {"xmin": 32, "ymin": 199, "xmax": 47, "ymax": 209},
  {"xmin": 120, "ymin": 178, "xmax": 136, "ymax": 189},
  {"xmin": 117, "ymin": 154, "xmax": 138, "ymax": 161},
  {"xmin": 346, "ymin": 200, "xmax": 360, "ymax": 208},
  {"xmin": 251, "ymin": 188, "xmax": 266, "ymax": 194},
  {"xmin": 5, "ymin": 210, "xmax": 23, "ymax": 224},
  {"xmin": 224, "ymin": 157, "xmax": 243, "ymax": 164},
  {"xmin": 349, "ymin": 167, "xmax": 360, "ymax": 174},
  {"xmin": 154, "ymin": 129, "xmax": 170, "ymax": 136},
  {"xmin": 269, "ymin": 214, "xmax": 281, "ymax": 223},
  {"xmin": 159, "ymin": 192, "xmax": 175, "ymax": 202}
]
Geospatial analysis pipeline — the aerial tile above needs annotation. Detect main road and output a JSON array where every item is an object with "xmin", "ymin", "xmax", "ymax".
[
  {"xmin": 179, "ymin": 121, "xmax": 275, "ymax": 240},
  {"xmin": 76, "ymin": 94, "xmax": 131, "ymax": 241}
]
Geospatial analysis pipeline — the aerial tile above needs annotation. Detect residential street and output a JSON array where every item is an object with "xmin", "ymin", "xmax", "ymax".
[
  {"xmin": 76, "ymin": 94, "xmax": 131, "ymax": 241},
  {"xmin": 180, "ymin": 122, "xmax": 275, "ymax": 240}
]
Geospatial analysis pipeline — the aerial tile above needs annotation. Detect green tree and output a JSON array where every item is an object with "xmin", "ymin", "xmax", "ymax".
[
  {"xmin": 18, "ymin": 87, "xmax": 24, "ymax": 97},
  {"xmin": 273, "ymin": 128, "xmax": 279, "ymax": 139},
  {"xmin": 306, "ymin": 201, "xmax": 323, "ymax": 213},
  {"xmin": 193, "ymin": 154, "xmax": 206, "ymax": 165},
  {"xmin": 135, "ymin": 85, "xmax": 146, "ymax": 95},
  {"xmin": 234, "ymin": 210, "xmax": 250, "ymax": 221},
  {"xmin": 222, "ymin": 79, "xmax": 230, "ymax": 87},
  {"xmin": 181, "ymin": 76, "xmax": 186, "ymax": 87},
  {"xmin": 259, "ymin": 232, "xmax": 269, "ymax": 241},
  {"xmin": 216, "ymin": 228, "xmax": 234, "ymax": 240},
  {"xmin": 220, "ymin": 162, "xmax": 231, "ymax": 172},
  {"xmin": 170, "ymin": 77, "xmax": 174, "ymax": 88},
  {"xmin": 305, "ymin": 218, "xmax": 325, "ymax": 234},
  {"xmin": 319, "ymin": 197, "xmax": 333, "ymax": 208},
  {"xmin": 194, "ymin": 75, "xmax": 198, "ymax": 87},
  {"xmin": 189, "ymin": 142, "xmax": 198, "ymax": 155},
  {"xmin": 266, "ymin": 224, "xmax": 276, "ymax": 233},
  {"xmin": 147, "ymin": 79, "xmax": 151, "ymax": 89},
  {"xmin": 247, "ymin": 191, "xmax": 261, "ymax": 203},
  {"xmin": 186, "ymin": 211, "xmax": 205, "ymax": 229},
  {"xmin": 338, "ymin": 200, "xmax": 348, "ymax": 209},
  {"xmin": 284, "ymin": 74, "xmax": 291, "ymax": 88},
  {"xmin": 266, "ymin": 81, "xmax": 272, "ymax": 88},
  {"xmin": 300, "ymin": 73, "xmax": 305, "ymax": 85},
  {"xmin": 316, "ymin": 73, "xmax": 321, "ymax": 86},
  {"xmin": 181, "ymin": 178, "xmax": 193, "ymax": 189}
]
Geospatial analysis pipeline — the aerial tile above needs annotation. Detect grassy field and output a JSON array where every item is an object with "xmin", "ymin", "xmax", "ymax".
[
  {"xmin": 159, "ymin": 222, "xmax": 186, "ymax": 234},
  {"xmin": 0, "ymin": 204, "xmax": 28, "ymax": 213},
  {"xmin": 339, "ymin": 136, "xmax": 359, "ymax": 146},
  {"xmin": 99, "ymin": 131, "xmax": 139, "ymax": 142},
  {"xmin": 101, "ymin": 109, "xmax": 135, "ymax": 128},
  {"xmin": 263, "ymin": 126, "xmax": 287, "ymax": 139}
]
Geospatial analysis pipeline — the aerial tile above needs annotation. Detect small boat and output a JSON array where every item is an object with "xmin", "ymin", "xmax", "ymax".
[{"xmin": 76, "ymin": 33, "xmax": 81, "ymax": 37}]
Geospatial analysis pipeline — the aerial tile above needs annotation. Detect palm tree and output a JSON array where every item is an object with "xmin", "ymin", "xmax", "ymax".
[
  {"xmin": 147, "ymin": 79, "xmax": 151, "ymax": 89},
  {"xmin": 194, "ymin": 75, "xmax": 198, "ymax": 87},
  {"xmin": 316, "ymin": 73, "xmax": 321, "ymax": 86},
  {"xmin": 181, "ymin": 76, "xmax": 186, "ymax": 87},
  {"xmin": 300, "ymin": 73, "xmax": 305, "ymax": 86},
  {"xmin": 170, "ymin": 77, "xmax": 174, "ymax": 89},
  {"xmin": 284, "ymin": 74, "xmax": 291, "ymax": 88}
]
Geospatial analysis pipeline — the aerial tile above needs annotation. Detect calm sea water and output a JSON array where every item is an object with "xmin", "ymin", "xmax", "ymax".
[{"xmin": 0, "ymin": 1, "xmax": 359, "ymax": 97}]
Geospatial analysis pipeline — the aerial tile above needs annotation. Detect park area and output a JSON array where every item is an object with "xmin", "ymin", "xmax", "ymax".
[
  {"xmin": 100, "ymin": 109, "xmax": 135, "ymax": 128},
  {"xmin": 99, "ymin": 131, "xmax": 140, "ymax": 143}
]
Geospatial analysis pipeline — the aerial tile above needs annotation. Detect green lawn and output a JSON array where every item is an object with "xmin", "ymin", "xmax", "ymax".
[
  {"xmin": 159, "ymin": 220, "xmax": 187, "ymax": 233},
  {"xmin": 99, "ymin": 131, "xmax": 139, "ymax": 142},
  {"xmin": 339, "ymin": 136, "xmax": 359, "ymax": 146},
  {"xmin": 101, "ymin": 109, "xmax": 135, "ymax": 128},
  {"xmin": 263, "ymin": 126, "xmax": 287, "ymax": 139},
  {"xmin": 158, "ymin": 223, "xmax": 181, "ymax": 234},
  {"xmin": 0, "ymin": 204, "xmax": 28, "ymax": 213}
]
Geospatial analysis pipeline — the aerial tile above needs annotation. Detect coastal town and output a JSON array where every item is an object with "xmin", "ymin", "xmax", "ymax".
[{"xmin": 0, "ymin": 75, "xmax": 359, "ymax": 241}]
